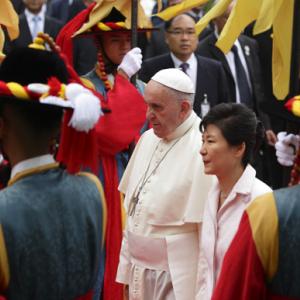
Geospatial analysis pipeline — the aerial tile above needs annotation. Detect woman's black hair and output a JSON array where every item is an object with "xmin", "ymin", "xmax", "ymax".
[{"xmin": 200, "ymin": 103, "xmax": 265, "ymax": 167}]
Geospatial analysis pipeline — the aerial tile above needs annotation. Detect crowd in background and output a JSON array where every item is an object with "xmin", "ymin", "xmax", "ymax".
[
  {"xmin": 0, "ymin": 1, "xmax": 299, "ymax": 300},
  {"xmin": 6, "ymin": 0, "xmax": 292, "ymax": 190}
]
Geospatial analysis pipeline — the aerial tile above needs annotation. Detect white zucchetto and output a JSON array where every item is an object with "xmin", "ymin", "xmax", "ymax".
[{"xmin": 151, "ymin": 68, "xmax": 195, "ymax": 94}]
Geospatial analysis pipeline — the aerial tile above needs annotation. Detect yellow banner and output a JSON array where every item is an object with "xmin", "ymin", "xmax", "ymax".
[
  {"xmin": 195, "ymin": 0, "xmax": 231, "ymax": 36},
  {"xmin": 216, "ymin": 0, "xmax": 261, "ymax": 53},
  {"xmin": 253, "ymin": 0, "xmax": 283, "ymax": 34},
  {"xmin": 0, "ymin": 0, "xmax": 19, "ymax": 52},
  {"xmin": 75, "ymin": 0, "xmax": 152, "ymax": 36},
  {"xmin": 271, "ymin": 0, "xmax": 294, "ymax": 100},
  {"xmin": 0, "ymin": 29, "xmax": 4, "ymax": 55},
  {"xmin": 196, "ymin": 0, "xmax": 295, "ymax": 100},
  {"xmin": 156, "ymin": 0, "xmax": 209, "ymax": 21}
]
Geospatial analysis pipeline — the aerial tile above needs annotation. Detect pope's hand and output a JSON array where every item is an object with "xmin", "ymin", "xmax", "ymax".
[
  {"xmin": 275, "ymin": 131, "xmax": 300, "ymax": 167},
  {"xmin": 118, "ymin": 47, "xmax": 142, "ymax": 79}
]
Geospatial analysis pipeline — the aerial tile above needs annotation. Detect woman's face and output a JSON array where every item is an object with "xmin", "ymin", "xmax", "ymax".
[
  {"xmin": 101, "ymin": 32, "xmax": 131, "ymax": 65},
  {"xmin": 200, "ymin": 124, "xmax": 243, "ymax": 176}
]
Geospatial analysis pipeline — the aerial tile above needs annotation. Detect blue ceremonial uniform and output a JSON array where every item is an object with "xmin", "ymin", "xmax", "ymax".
[{"xmin": 0, "ymin": 163, "xmax": 106, "ymax": 300}]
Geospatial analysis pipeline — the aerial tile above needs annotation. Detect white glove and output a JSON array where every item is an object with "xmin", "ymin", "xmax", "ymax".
[
  {"xmin": 118, "ymin": 47, "xmax": 142, "ymax": 78},
  {"xmin": 275, "ymin": 131, "xmax": 300, "ymax": 167}
]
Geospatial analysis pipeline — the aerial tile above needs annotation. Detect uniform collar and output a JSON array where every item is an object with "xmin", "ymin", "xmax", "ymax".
[{"xmin": 10, "ymin": 154, "xmax": 57, "ymax": 181}]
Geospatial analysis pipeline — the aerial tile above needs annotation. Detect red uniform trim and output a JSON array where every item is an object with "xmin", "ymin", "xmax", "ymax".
[
  {"xmin": 212, "ymin": 212, "xmax": 267, "ymax": 300},
  {"xmin": 101, "ymin": 157, "xmax": 124, "ymax": 300},
  {"xmin": 76, "ymin": 290, "xmax": 93, "ymax": 300}
]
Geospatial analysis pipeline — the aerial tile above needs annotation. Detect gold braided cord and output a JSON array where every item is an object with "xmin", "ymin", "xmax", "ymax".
[
  {"xmin": 6, "ymin": 83, "xmax": 30, "ymax": 100},
  {"xmin": 96, "ymin": 21, "xmax": 127, "ymax": 31},
  {"xmin": 0, "ymin": 81, "xmax": 67, "ymax": 102},
  {"xmin": 75, "ymin": 0, "xmax": 152, "ymax": 37},
  {"xmin": 57, "ymin": 84, "xmax": 66, "ymax": 98},
  {"xmin": 29, "ymin": 37, "xmax": 46, "ymax": 50}
]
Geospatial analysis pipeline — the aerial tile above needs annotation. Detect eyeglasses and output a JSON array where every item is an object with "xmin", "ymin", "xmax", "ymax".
[{"xmin": 167, "ymin": 29, "xmax": 197, "ymax": 37}]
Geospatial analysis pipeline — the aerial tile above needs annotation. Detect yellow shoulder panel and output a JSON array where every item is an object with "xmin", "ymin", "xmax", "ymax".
[
  {"xmin": 80, "ymin": 78, "xmax": 96, "ymax": 90},
  {"xmin": 0, "ymin": 225, "xmax": 9, "ymax": 291},
  {"xmin": 78, "ymin": 172, "xmax": 107, "ymax": 247},
  {"xmin": 247, "ymin": 192, "xmax": 279, "ymax": 281}
]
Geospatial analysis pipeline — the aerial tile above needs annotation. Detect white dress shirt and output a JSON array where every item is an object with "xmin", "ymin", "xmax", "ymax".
[
  {"xmin": 170, "ymin": 52, "xmax": 198, "ymax": 89},
  {"xmin": 224, "ymin": 40, "xmax": 252, "ymax": 103},
  {"xmin": 214, "ymin": 32, "xmax": 252, "ymax": 103}
]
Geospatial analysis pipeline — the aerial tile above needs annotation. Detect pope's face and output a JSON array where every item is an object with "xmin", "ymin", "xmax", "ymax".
[
  {"xmin": 145, "ymin": 81, "xmax": 187, "ymax": 139},
  {"xmin": 101, "ymin": 32, "xmax": 131, "ymax": 65}
]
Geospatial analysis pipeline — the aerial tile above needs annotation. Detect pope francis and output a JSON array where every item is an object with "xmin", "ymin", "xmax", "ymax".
[{"xmin": 116, "ymin": 68, "xmax": 212, "ymax": 300}]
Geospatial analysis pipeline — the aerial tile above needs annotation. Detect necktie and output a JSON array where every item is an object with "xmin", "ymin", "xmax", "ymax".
[
  {"xmin": 31, "ymin": 15, "xmax": 41, "ymax": 40},
  {"xmin": 231, "ymin": 45, "xmax": 253, "ymax": 108},
  {"xmin": 179, "ymin": 62, "xmax": 189, "ymax": 74}
]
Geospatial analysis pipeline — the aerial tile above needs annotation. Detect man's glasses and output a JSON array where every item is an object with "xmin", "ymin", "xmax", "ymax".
[{"xmin": 167, "ymin": 29, "xmax": 196, "ymax": 36}]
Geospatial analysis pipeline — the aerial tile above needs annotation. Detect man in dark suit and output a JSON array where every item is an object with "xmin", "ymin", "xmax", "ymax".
[
  {"xmin": 6, "ymin": 0, "xmax": 62, "ymax": 52},
  {"xmin": 145, "ymin": 0, "xmax": 214, "ymax": 59},
  {"xmin": 197, "ymin": 0, "xmax": 277, "ymax": 182},
  {"xmin": 140, "ymin": 13, "xmax": 228, "ymax": 117},
  {"xmin": 11, "ymin": 0, "xmax": 53, "ymax": 14},
  {"xmin": 198, "ymin": 32, "xmax": 268, "ymax": 111},
  {"xmin": 144, "ymin": 21, "xmax": 213, "ymax": 59},
  {"xmin": 48, "ymin": 0, "xmax": 89, "ymax": 24},
  {"xmin": 11, "ymin": 0, "xmax": 25, "ymax": 14}
]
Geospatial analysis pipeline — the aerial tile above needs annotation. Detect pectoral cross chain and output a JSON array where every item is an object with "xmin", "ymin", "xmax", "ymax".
[{"xmin": 129, "ymin": 195, "xmax": 139, "ymax": 216}]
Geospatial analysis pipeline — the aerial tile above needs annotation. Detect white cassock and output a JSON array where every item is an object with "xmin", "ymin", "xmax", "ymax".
[{"xmin": 116, "ymin": 111, "xmax": 212, "ymax": 300}]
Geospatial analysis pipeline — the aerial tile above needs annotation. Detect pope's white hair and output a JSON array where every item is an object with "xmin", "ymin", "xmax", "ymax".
[{"xmin": 161, "ymin": 83, "xmax": 195, "ymax": 105}]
